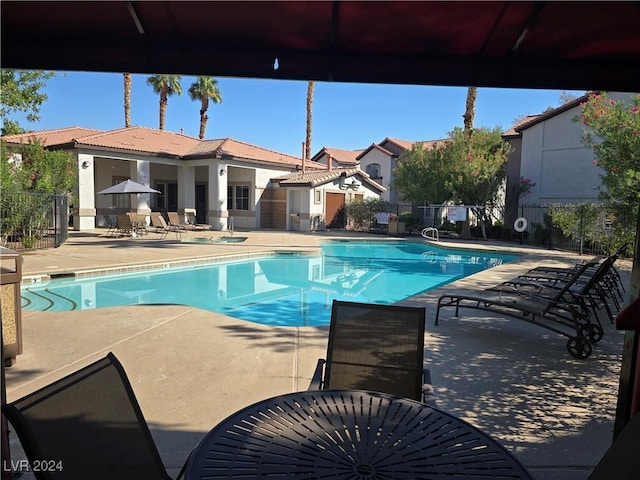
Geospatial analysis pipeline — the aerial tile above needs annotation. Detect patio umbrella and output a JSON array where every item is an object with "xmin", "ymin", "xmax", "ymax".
[{"xmin": 96, "ymin": 179, "xmax": 160, "ymax": 195}]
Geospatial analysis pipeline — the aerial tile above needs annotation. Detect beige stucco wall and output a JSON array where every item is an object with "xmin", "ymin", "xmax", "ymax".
[
  {"xmin": 358, "ymin": 149, "xmax": 392, "ymax": 201},
  {"xmin": 520, "ymin": 92, "xmax": 634, "ymax": 205}
]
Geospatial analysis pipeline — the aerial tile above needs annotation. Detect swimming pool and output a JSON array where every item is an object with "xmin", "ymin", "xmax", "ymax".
[{"xmin": 21, "ymin": 240, "xmax": 516, "ymax": 326}]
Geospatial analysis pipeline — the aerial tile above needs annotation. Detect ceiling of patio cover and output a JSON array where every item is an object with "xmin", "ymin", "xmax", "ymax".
[{"xmin": 2, "ymin": 1, "xmax": 639, "ymax": 92}]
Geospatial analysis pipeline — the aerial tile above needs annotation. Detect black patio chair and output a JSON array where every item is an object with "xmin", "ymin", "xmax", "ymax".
[
  {"xmin": 2, "ymin": 352, "xmax": 188, "ymax": 480},
  {"xmin": 102, "ymin": 214, "xmax": 117, "ymax": 237},
  {"xmin": 436, "ymin": 261, "xmax": 609, "ymax": 359},
  {"xmin": 309, "ymin": 300, "xmax": 435, "ymax": 405}
]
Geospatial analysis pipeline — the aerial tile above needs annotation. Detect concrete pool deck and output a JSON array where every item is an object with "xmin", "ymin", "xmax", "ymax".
[{"xmin": 4, "ymin": 228, "xmax": 632, "ymax": 479}]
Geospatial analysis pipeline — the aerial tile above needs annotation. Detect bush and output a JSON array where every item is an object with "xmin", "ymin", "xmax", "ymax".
[
  {"xmin": 399, "ymin": 211, "xmax": 420, "ymax": 233},
  {"xmin": 532, "ymin": 222, "xmax": 550, "ymax": 245}
]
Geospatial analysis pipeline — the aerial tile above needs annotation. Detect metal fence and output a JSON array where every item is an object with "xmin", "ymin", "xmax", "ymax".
[
  {"xmin": 517, "ymin": 204, "xmax": 626, "ymax": 256},
  {"xmin": 346, "ymin": 199, "xmax": 633, "ymax": 257},
  {"xmin": 0, "ymin": 192, "xmax": 69, "ymax": 251}
]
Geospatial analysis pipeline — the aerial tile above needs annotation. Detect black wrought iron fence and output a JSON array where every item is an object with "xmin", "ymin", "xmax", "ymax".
[
  {"xmin": 0, "ymin": 192, "xmax": 69, "ymax": 251},
  {"xmin": 518, "ymin": 204, "xmax": 633, "ymax": 256}
]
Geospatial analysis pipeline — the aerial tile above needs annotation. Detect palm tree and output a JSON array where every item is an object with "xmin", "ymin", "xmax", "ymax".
[
  {"xmin": 123, "ymin": 73, "xmax": 131, "ymax": 128},
  {"xmin": 461, "ymin": 86, "xmax": 478, "ymax": 239},
  {"xmin": 463, "ymin": 86, "xmax": 477, "ymax": 132},
  {"xmin": 146, "ymin": 74, "xmax": 182, "ymax": 130},
  {"xmin": 188, "ymin": 76, "xmax": 222, "ymax": 139},
  {"xmin": 305, "ymin": 81, "xmax": 315, "ymax": 160}
]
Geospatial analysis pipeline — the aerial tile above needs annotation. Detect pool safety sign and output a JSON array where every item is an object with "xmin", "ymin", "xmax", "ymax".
[
  {"xmin": 447, "ymin": 206, "xmax": 467, "ymax": 222},
  {"xmin": 376, "ymin": 212, "xmax": 390, "ymax": 225}
]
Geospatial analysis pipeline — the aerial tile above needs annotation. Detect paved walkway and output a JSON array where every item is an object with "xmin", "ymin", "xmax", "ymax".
[{"xmin": 4, "ymin": 228, "xmax": 631, "ymax": 479}]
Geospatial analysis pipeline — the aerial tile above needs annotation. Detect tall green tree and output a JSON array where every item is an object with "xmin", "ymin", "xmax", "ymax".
[
  {"xmin": 188, "ymin": 76, "xmax": 222, "ymax": 139},
  {"xmin": 305, "ymin": 81, "xmax": 315, "ymax": 160},
  {"xmin": 580, "ymin": 92, "xmax": 640, "ymax": 209},
  {"xmin": 394, "ymin": 129, "xmax": 510, "ymax": 208},
  {"xmin": 146, "ymin": 74, "xmax": 182, "ymax": 130},
  {"xmin": 393, "ymin": 127, "xmax": 510, "ymax": 236},
  {"xmin": 392, "ymin": 142, "xmax": 452, "ymax": 205},
  {"xmin": 1, "ymin": 139, "xmax": 76, "ymax": 194},
  {"xmin": 0, "ymin": 69, "xmax": 55, "ymax": 135},
  {"xmin": 579, "ymin": 92, "xmax": 640, "ymax": 250},
  {"xmin": 446, "ymin": 127, "xmax": 511, "ymax": 208},
  {"xmin": 123, "ymin": 73, "xmax": 132, "ymax": 127}
]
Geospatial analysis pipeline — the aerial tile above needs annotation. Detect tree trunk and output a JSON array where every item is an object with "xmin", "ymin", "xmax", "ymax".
[
  {"xmin": 159, "ymin": 91, "xmax": 167, "ymax": 130},
  {"xmin": 463, "ymin": 86, "xmax": 477, "ymax": 132},
  {"xmin": 123, "ymin": 73, "xmax": 131, "ymax": 128},
  {"xmin": 199, "ymin": 97, "xmax": 208, "ymax": 139},
  {"xmin": 305, "ymin": 81, "xmax": 315, "ymax": 160}
]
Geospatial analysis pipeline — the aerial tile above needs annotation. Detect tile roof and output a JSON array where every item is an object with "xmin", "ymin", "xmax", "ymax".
[
  {"xmin": 502, "ymin": 115, "xmax": 541, "ymax": 137},
  {"xmin": 185, "ymin": 137, "xmax": 311, "ymax": 168},
  {"xmin": 414, "ymin": 138, "xmax": 449, "ymax": 150},
  {"xmin": 382, "ymin": 137, "xmax": 415, "ymax": 150},
  {"xmin": 1, "ymin": 126, "xmax": 315, "ymax": 169},
  {"xmin": 73, "ymin": 126, "xmax": 201, "ymax": 156},
  {"xmin": 275, "ymin": 167, "xmax": 386, "ymax": 192},
  {"xmin": 515, "ymin": 91, "xmax": 594, "ymax": 132},
  {"xmin": 2, "ymin": 127, "xmax": 103, "ymax": 147},
  {"xmin": 311, "ymin": 147, "xmax": 364, "ymax": 165},
  {"xmin": 356, "ymin": 142, "xmax": 396, "ymax": 160},
  {"xmin": 356, "ymin": 137, "xmax": 447, "ymax": 160}
]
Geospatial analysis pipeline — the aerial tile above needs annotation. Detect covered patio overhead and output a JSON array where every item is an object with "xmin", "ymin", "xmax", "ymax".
[{"xmin": 1, "ymin": 1, "xmax": 639, "ymax": 91}]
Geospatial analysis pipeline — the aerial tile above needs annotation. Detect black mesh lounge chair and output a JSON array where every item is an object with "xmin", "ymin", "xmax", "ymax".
[
  {"xmin": 309, "ymin": 300, "xmax": 436, "ymax": 405},
  {"xmin": 523, "ymin": 244, "xmax": 627, "ymax": 302},
  {"xmin": 2, "ymin": 352, "xmax": 188, "ymax": 480},
  {"xmin": 436, "ymin": 262, "xmax": 603, "ymax": 359},
  {"xmin": 487, "ymin": 253, "xmax": 622, "ymax": 328}
]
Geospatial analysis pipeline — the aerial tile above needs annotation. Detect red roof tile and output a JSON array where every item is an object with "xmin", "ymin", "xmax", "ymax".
[
  {"xmin": 1, "ymin": 126, "xmax": 314, "ymax": 169},
  {"xmin": 186, "ymin": 138, "xmax": 309, "ymax": 168},
  {"xmin": 276, "ymin": 167, "xmax": 385, "ymax": 192},
  {"xmin": 311, "ymin": 147, "xmax": 364, "ymax": 165},
  {"xmin": 2, "ymin": 127, "xmax": 103, "ymax": 147},
  {"xmin": 74, "ymin": 126, "xmax": 201, "ymax": 156},
  {"xmin": 502, "ymin": 115, "xmax": 542, "ymax": 137}
]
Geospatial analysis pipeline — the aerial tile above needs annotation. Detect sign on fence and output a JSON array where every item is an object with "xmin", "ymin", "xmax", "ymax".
[
  {"xmin": 447, "ymin": 206, "xmax": 467, "ymax": 222},
  {"xmin": 376, "ymin": 212, "xmax": 390, "ymax": 225}
]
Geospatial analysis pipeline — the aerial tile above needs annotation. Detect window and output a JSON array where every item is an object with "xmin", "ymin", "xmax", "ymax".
[
  {"xmin": 227, "ymin": 184, "xmax": 250, "ymax": 211},
  {"xmin": 154, "ymin": 183, "xmax": 166, "ymax": 210},
  {"xmin": 111, "ymin": 176, "xmax": 129, "ymax": 209},
  {"xmin": 366, "ymin": 163, "xmax": 381, "ymax": 179}
]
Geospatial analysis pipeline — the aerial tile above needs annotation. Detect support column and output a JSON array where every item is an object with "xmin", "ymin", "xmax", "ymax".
[
  {"xmin": 178, "ymin": 165, "xmax": 196, "ymax": 222},
  {"xmin": 208, "ymin": 162, "xmax": 228, "ymax": 230},
  {"xmin": 74, "ymin": 153, "xmax": 96, "ymax": 230},
  {"xmin": 128, "ymin": 161, "xmax": 152, "ymax": 214}
]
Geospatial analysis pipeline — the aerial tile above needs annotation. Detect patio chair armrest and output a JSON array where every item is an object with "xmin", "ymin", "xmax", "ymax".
[
  {"xmin": 308, "ymin": 359, "xmax": 326, "ymax": 390},
  {"xmin": 422, "ymin": 368, "xmax": 437, "ymax": 407}
]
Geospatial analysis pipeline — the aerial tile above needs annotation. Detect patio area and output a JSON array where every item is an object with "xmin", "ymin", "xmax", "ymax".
[{"xmin": 3, "ymin": 228, "xmax": 631, "ymax": 479}]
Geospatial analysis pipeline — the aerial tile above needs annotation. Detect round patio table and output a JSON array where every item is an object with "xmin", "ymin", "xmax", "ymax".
[{"xmin": 185, "ymin": 390, "xmax": 532, "ymax": 479}]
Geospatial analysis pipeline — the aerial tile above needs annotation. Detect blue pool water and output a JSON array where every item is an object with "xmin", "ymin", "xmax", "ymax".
[{"xmin": 21, "ymin": 240, "xmax": 516, "ymax": 326}]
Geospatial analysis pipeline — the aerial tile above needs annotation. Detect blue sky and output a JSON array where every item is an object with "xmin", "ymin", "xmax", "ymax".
[{"xmin": 18, "ymin": 71, "xmax": 584, "ymax": 158}]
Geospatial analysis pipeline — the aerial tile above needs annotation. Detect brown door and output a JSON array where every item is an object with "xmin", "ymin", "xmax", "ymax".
[
  {"xmin": 325, "ymin": 192, "xmax": 345, "ymax": 228},
  {"xmin": 259, "ymin": 188, "xmax": 287, "ymax": 229}
]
